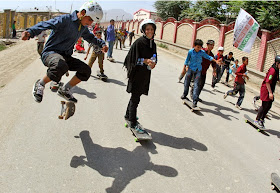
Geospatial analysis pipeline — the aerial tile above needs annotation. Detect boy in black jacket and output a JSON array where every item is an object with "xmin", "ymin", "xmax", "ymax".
[{"xmin": 124, "ymin": 19, "xmax": 157, "ymax": 133}]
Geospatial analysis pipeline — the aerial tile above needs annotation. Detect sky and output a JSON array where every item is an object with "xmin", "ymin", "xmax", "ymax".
[{"xmin": 0, "ymin": 0, "xmax": 156, "ymax": 15}]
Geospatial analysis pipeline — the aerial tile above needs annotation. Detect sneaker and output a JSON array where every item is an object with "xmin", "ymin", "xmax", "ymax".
[
  {"xmin": 192, "ymin": 103, "xmax": 197, "ymax": 108},
  {"xmin": 254, "ymin": 120, "xmax": 264, "ymax": 129},
  {"xmin": 235, "ymin": 104, "xmax": 242, "ymax": 110},
  {"xmin": 178, "ymin": 74, "xmax": 184, "ymax": 82},
  {"xmin": 133, "ymin": 124, "xmax": 145, "ymax": 134},
  {"xmin": 223, "ymin": 92, "xmax": 228, "ymax": 99},
  {"xmin": 57, "ymin": 87, "xmax": 78, "ymax": 103},
  {"xmin": 33, "ymin": 79, "xmax": 45, "ymax": 103},
  {"xmin": 181, "ymin": 95, "xmax": 190, "ymax": 101}
]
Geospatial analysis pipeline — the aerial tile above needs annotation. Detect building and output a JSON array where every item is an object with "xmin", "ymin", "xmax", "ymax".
[{"xmin": 133, "ymin": 9, "xmax": 159, "ymax": 21}]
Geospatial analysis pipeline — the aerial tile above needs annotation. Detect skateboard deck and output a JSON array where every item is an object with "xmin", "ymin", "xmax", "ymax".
[
  {"xmin": 97, "ymin": 73, "xmax": 108, "ymax": 81},
  {"xmin": 58, "ymin": 101, "xmax": 75, "ymax": 120},
  {"xmin": 124, "ymin": 119, "xmax": 152, "ymax": 142},
  {"xmin": 244, "ymin": 114, "xmax": 266, "ymax": 132},
  {"xmin": 50, "ymin": 81, "xmax": 64, "ymax": 92},
  {"xmin": 271, "ymin": 173, "xmax": 280, "ymax": 191},
  {"xmin": 182, "ymin": 99, "xmax": 201, "ymax": 112}
]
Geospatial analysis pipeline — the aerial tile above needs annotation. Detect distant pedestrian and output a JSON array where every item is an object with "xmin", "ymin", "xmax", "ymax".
[{"xmin": 12, "ymin": 21, "xmax": 16, "ymax": 38}]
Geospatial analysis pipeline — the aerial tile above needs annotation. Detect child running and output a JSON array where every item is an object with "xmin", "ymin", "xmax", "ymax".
[
  {"xmin": 181, "ymin": 39, "xmax": 220, "ymax": 108},
  {"xmin": 254, "ymin": 55, "xmax": 280, "ymax": 128},
  {"xmin": 223, "ymin": 57, "xmax": 249, "ymax": 110},
  {"xmin": 124, "ymin": 19, "xmax": 157, "ymax": 133},
  {"xmin": 84, "ymin": 31, "xmax": 107, "ymax": 79},
  {"xmin": 21, "ymin": 0, "xmax": 108, "ymax": 103},
  {"xmin": 211, "ymin": 46, "xmax": 225, "ymax": 90}
]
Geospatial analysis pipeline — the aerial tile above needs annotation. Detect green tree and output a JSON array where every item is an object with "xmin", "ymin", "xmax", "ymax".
[{"xmin": 154, "ymin": 1, "xmax": 191, "ymax": 20}]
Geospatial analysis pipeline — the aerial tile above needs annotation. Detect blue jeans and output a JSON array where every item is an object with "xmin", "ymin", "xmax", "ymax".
[
  {"xmin": 107, "ymin": 41, "xmax": 114, "ymax": 58},
  {"xmin": 226, "ymin": 82, "xmax": 245, "ymax": 106},
  {"xmin": 183, "ymin": 69, "xmax": 201, "ymax": 103}
]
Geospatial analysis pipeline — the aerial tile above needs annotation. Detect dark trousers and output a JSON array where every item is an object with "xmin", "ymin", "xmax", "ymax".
[
  {"xmin": 12, "ymin": 29, "xmax": 16, "ymax": 38},
  {"xmin": 43, "ymin": 53, "xmax": 91, "ymax": 83},
  {"xmin": 256, "ymin": 100, "xmax": 272, "ymax": 120},
  {"xmin": 226, "ymin": 82, "xmax": 245, "ymax": 106},
  {"xmin": 197, "ymin": 74, "xmax": 206, "ymax": 97},
  {"xmin": 221, "ymin": 65, "xmax": 230, "ymax": 82},
  {"xmin": 125, "ymin": 93, "xmax": 142, "ymax": 126},
  {"xmin": 212, "ymin": 64, "xmax": 221, "ymax": 87}
]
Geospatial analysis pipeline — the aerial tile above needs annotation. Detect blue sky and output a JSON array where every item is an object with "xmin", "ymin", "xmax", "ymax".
[{"xmin": 0, "ymin": 0, "xmax": 156, "ymax": 14}]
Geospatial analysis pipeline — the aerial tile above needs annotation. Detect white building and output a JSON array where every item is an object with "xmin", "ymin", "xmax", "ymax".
[{"xmin": 133, "ymin": 9, "xmax": 159, "ymax": 21}]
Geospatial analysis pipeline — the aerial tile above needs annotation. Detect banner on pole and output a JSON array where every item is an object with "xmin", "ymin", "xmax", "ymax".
[{"xmin": 233, "ymin": 8, "xmax": 260, "ymax": 53}]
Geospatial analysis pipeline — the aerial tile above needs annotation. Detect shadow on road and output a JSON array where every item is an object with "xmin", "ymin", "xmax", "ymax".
[
  {"xmin": 200, "ymin": 101, "xmax": 239, "ymax": 121},
  {"xmin": 146, "ymin": 130, "xmax": 208, "ymax": 151},
  {"xmin": 90, "ymin": 75, "xmax": 126, "ymax": 87},
  {"xmin": 70, "ymin": 130, "xmax": 178, "ymax": 193},
  {"xmin": 72, "ymin": 86, "xmax": 96, "ymax": 99},
  {"xmin": 266, "ymin": 129, "xmax": 280, "ymax": 138}
]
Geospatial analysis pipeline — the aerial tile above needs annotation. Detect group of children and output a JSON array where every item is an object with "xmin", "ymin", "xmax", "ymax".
[{"xmin": 21, "ymin": 0, "xmax": 279, "ymax": 133}]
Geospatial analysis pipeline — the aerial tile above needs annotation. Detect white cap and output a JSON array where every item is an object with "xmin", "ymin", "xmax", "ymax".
[
  {"xmin": 80, "ymin": 0, "xmax": 103, "ymax": 22},
  {"xmin": 218, "ymin": 46, "xmax": 224, "ymax": 51}
]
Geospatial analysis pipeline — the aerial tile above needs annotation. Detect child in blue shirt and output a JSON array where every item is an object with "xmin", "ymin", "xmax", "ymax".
[{"xmin": 181, "ymin": 39, "xmax": 220, "ymax": 107}]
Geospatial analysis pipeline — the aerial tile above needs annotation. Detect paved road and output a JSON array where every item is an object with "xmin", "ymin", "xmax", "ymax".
[{"xmin": 0, "ymin": 42, "xmax": 279, "ymax": 193}]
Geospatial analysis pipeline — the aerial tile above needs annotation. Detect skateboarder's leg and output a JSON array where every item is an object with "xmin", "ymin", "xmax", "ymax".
[
  {"xmin": 178, "ymin": 65, "xmax": 186, "ymax": 82},
  {"xmin": 98, "ymin": 53, "xmax": 105, "ymax": 74},
  {"xmin": 236, "ymin": 84, "xmax": 245, "ymax": 107},
  {"xmin": 88, "ymin": 51, "xmax": 97, "ymax": 68},
  {"xmin": 182, "ymin": 69, "xmax": 192, "ymax": 99},
  {"xmin": 126, "ymin": 93, "xmax": 141, "ymax": 126},
  {"xmin": 58, "ymin": 56, "xmax": 91, "ymax": 102},
  {"xmin": 192, "ymin": 71, "xmax": 201, "ymax": 105},
  {"xmin": 197, "ymin": 74, "xmax": 206, "ymax": 99},
  {"xmin": 260, "ymin": 101, "xmax": 272, "ymax": 120}
]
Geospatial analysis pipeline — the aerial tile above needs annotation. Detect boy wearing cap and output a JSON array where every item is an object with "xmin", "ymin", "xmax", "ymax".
[
  {"xmin": 222, "ymin": 52, "xmax": 234, "ymax": 85},
  {"xmin": 195, "ymin": 40, "xmax": 217, "ymax": 102},
  {"xmin": 21, "ymin": 0, "xmax": 108, "ymax": 103},
  {"xmin": 181, "ymin": 39, "xmax": 220, "ymax": 108},
  {"xmin": 211, "ymin": 46, "xmax": 225, "ymax": 90}
]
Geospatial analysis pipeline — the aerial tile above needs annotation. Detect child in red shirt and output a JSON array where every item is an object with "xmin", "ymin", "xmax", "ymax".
[
  {"xmin": 223, "ymin": 57, "xmax": 249, "ymax": 109},
  {"xmin": 254, "ymin": 55, "xmax": 280, "ymax": 128}
]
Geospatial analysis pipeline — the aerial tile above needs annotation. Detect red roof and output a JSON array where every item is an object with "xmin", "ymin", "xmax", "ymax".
[{"xmin": 133, "ymin": 9, "xmax": 155, "ymax": 15}]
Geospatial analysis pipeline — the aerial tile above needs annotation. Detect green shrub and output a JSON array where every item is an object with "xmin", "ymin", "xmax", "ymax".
[
  {"xmin": 0, "ymin": 44, "xmax": 6, "ymax": 51},
  {"xmin": 158, "ymin": 43, "xmax": 168, "ymax": 49}
]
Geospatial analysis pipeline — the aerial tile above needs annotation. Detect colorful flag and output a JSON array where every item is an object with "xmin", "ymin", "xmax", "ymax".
[{"xmin": 233, "ymin": 9, "xmax": 260, "ymax": 53}]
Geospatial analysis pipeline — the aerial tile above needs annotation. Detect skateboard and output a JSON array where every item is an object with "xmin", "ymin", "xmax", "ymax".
[
  {"xmin": 124, "ymin": 119, "xmax": 152, "ymax": 142},
  {"xmin": 271, "ymin": 173, "xmax": 280, "ymax": 191},
  {"xmin": 97, "ymin": 72, "xmax": 108, "ymax": 81},
  {"xmin": 50, "ymin": 81, "xmax": 64, "ymax": 92},
  {"xmin": 182, "ymin": 99, "xmax": 201, "ymax": 112},
  {"xmin": 58, "ymin": 101, "xmax": 75, "ymax": 120},
  {"xmin": 244, "ymin": 114, "xmax": 266, "ymax": 132}
]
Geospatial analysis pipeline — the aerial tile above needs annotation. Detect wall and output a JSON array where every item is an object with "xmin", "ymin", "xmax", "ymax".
[{"xmin": 100, "ymin": 16, "xmax": 280, "ymax": 74}]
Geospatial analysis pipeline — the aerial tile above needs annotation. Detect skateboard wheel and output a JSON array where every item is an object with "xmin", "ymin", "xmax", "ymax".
[
  {"xmin": 124, "ymin": 123, "xmax": 128, "ymax": 127},
  {"xmin": 257, "ymin": 129, "xmax": 260, "ymax": 132},
  {"xmin": 245, "ymin": 120, "xmax": 248, "ymax": 123},
  {"xmin": 61, "ymin": 101, "xmax": 66, "ymax": 104},
  {"xmin": 58, "ymin": 115, "xmax": 63, "ymax": 119},
  {"xmin": 135, "ymin": 138, "xmax": 139, "ymax": 142},
  {"xmin": 271, "ymin": 184, "xmax": 275, "ymax": 190}
]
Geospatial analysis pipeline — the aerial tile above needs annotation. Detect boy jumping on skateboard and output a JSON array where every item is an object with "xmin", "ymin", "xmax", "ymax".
[
  {"xmin": 181, "ymin": 39, "xmax": 220, "ymax": 108},
  {"xmin": 84, "ymin": 31, "xmax": 107, "ymax": 79},
  {"xmin": 124, "ymin": 19, "xmax": 157, "ymax": 134},
  {"xmin": 254, "ymin": 55, "xmax": 280, "ymax": 128},
  {"xmin": 21, "ymin": 0, "xmax": 108, "ymax": 103},
  {"xmin": 223, "ymin": 57, "xmax": 249, "ymax": 110}
]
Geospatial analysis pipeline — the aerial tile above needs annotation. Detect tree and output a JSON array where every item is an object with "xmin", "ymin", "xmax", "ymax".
[{"xmin": 154, "ymin": 1, "xmax": 191, "ymax": 20}]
